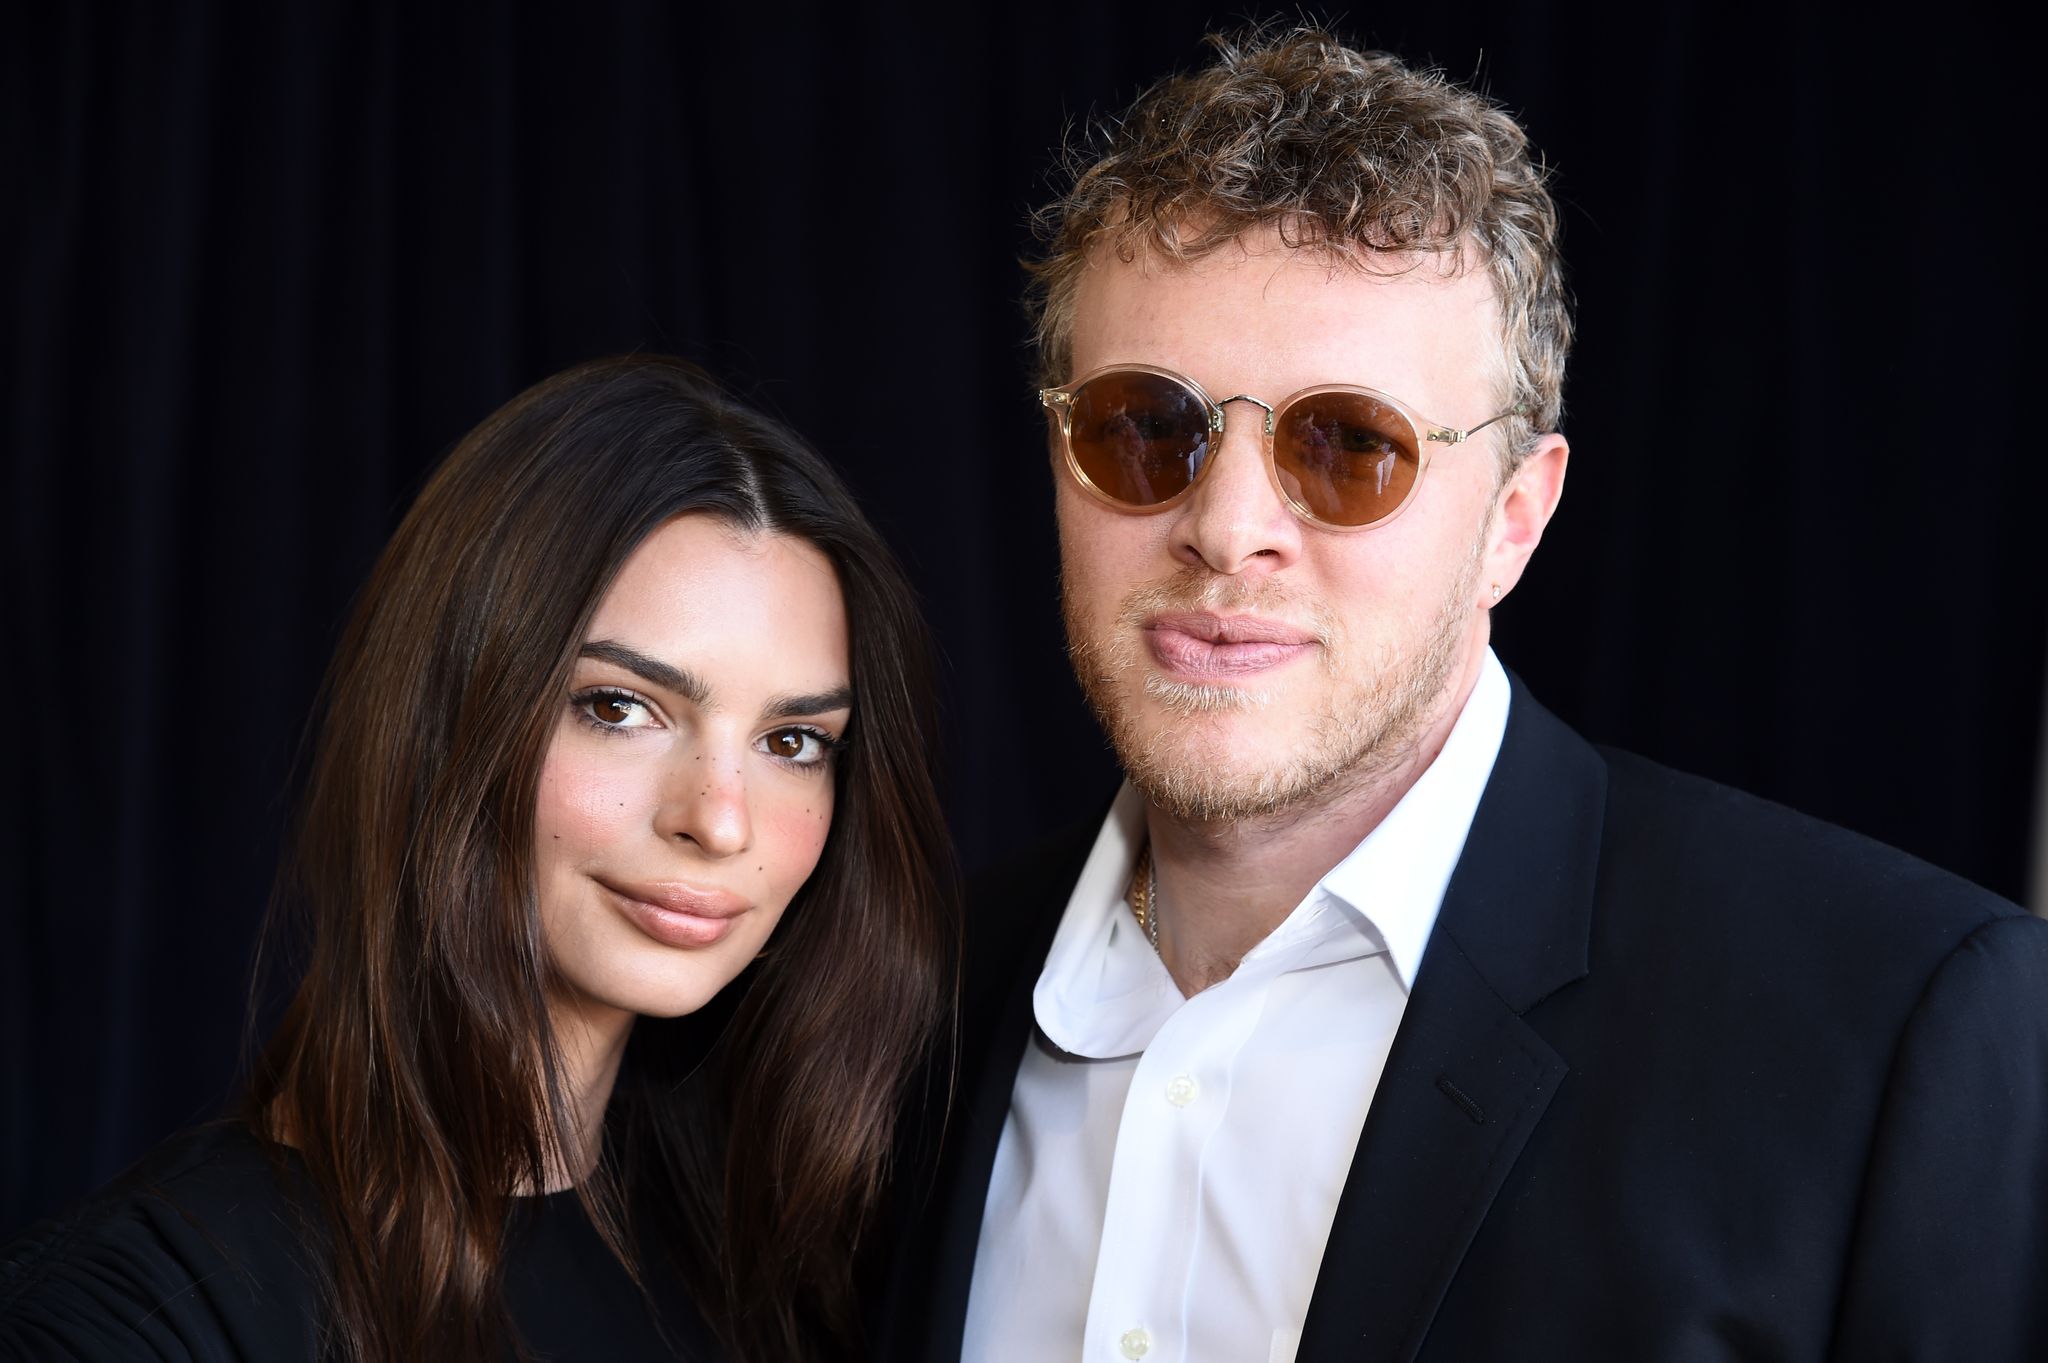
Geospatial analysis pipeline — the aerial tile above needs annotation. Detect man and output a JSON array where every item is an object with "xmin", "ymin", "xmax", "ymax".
[{"xmin": 882, "ymin": 29, "xmax": 2048, "ymax": 1363}]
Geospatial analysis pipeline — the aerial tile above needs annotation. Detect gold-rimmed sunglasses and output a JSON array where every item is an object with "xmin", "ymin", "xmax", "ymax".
[{"xmin": 1039, "ymin": 364, "xmax": 1523, "ymax": 531}]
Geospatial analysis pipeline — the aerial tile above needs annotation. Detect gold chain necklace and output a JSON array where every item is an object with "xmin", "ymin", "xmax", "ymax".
[{"xmin": 1127, "ymin": 841, "xmax": 1161, "ymax": 953}]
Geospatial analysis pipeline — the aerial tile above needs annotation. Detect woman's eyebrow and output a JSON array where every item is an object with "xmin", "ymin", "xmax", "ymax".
[
  {"xmin": 579, "ymin": 640, "xmax": 709, "ymax": 705},
  {"xmin": 765, "ymin": 686, "xmax": 853, "ymax": 721}
]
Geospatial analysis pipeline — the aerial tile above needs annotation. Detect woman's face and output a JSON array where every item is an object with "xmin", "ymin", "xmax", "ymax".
[{"xmin": 535, "ymin": 513, "xmax": 850, "ymax": 1024}]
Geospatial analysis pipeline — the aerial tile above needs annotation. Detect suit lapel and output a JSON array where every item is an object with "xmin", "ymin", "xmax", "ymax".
[
  {"xmin": 903, "ymin": 817, "xmax": 1098, "ymax": 1362},
  {"xmin": 911, "ymin": 936, "xmax": 1046, "ymax": 1359},
  {"xmin": 1297, "ymin": 681, "xmax": 1603, "ymax": 1363}
]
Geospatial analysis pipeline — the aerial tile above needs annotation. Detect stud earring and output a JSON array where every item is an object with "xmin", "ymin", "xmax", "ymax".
[{"xmin": 1489, "ymin": 583, "xmax": 1503, "ymax": 601}]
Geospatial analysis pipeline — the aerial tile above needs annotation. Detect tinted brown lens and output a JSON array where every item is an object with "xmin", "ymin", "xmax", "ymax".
[
  {"xmin": 1066, "ymin": 371, "xmax": 1210, "ymax": 507},
  {"xmin": 1273, "ymin": 392, "xmax": 1421, "ymax": 526}
]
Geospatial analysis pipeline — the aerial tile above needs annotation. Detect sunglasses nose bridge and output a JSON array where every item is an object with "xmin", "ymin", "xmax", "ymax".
[{"xmin": 1216, "ymin": 393, "xmax": 1277, "ymax": 436}]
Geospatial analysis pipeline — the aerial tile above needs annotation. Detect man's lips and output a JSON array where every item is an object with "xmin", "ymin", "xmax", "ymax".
[
  {"xmin": 600, "ymin": 879, "xmax": 749, "ymax": 948},
  {"xmin": 1143, "ymin": 612, "xmax": 1317, "ymax": 679}
]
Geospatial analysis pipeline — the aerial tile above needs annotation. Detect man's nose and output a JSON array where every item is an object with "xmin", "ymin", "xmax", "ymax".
[
  {"xmin": 655, "ymin": 746, "xmax": 752, "ymax": 858},
  {"xmin": 1168, "ymin": 400, "xmax": 1303, "ymax": 577}
]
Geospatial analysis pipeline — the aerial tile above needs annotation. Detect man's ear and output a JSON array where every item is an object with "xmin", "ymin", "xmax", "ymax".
[{"xmin": 1479, "ymin": 433, "xmax": 1568, "ymax": 607}]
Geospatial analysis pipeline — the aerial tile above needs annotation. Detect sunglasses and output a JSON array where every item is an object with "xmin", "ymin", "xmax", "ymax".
[{"xmin": 1040, "ymin": 364, "xmax": 1523, "ymax": 531}]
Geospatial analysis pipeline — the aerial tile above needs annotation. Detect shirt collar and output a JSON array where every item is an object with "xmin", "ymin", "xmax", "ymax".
[
  {"xmin": 1031, "ymin": 648, "xmax": 1513, "ymax": 1057},
  {"xmin": 1034, "ymin": 784, "xmax": 1171, "ymax": 1058},
  {"xmin": 1318, "ymin": 647, "xmax": 1510, "ymax": 990}
]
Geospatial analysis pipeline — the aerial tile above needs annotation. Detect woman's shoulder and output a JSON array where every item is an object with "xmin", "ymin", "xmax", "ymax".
[{"xmin": 0, "ymin": 1121, "xmax": 322, "ymax": 1361}]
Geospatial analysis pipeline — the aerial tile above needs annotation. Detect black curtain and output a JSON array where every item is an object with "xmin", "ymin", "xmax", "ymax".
[{"xmin": 6, "ymin": 0, "xmax": 2040, "ymax": 1235}]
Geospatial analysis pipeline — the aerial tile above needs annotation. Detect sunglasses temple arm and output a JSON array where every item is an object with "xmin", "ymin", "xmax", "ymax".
[{"xmin": 1432, "ymin": 408, "xmax": 1528, "ymax": 445}]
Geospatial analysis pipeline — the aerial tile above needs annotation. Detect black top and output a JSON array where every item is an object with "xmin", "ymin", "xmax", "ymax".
[{"xmin": 0, "ymin": 1123, "xmax": 721, "ymax": 1361}]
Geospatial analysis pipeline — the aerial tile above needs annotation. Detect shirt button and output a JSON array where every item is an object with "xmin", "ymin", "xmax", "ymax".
[
  {"xmin": 1119, "ymin": 1326, "xmax": 1152, "ymax": 1358},
  {"xmin": 1165, "ymin": 1074, "xmax": 1198, "ymax": 1107}
]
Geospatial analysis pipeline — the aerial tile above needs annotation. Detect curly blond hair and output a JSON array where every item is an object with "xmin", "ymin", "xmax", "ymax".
[{"xmin": 1026, "ymin": 27, "xmax": 1571, "ymax": 466}]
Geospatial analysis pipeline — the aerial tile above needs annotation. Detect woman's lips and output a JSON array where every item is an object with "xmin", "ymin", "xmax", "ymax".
[
  {"xmin": 601, "ymin": 880, "xmax": 747, "ymax": 949},
  {"xmin": 1143, "ymin": 613, "xmax": 1316, "ymax": 680}
]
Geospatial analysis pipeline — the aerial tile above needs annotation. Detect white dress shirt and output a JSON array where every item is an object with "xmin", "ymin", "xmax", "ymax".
[{"xmin": 961, "ymin": 650, "xmax": 1512, "ymax": 1363}]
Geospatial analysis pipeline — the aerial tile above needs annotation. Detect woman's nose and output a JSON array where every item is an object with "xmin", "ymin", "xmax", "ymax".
[{"xmin": 655, "ymin": 747, "xmax": 751, "ymax": 857}]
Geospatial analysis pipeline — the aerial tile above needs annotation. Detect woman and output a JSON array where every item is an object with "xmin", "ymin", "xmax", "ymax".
[{"xmin": 0, "ymin": 357, "xmax": 955, "ymax": 1362}]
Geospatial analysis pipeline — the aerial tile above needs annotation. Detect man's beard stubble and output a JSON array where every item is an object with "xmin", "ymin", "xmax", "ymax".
[{"xmin": 1063, "ymin": 548, "xmax": 1481, "ymax": 825}]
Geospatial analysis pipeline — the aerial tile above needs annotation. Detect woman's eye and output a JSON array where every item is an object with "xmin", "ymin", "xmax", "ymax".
[
  {"xmin": 574, "ymin": 689, "xmax": 655, "ymax": 731},
  {"xmin": 761, "ymin": 727, "xmax": 835, "ymax": 766}
]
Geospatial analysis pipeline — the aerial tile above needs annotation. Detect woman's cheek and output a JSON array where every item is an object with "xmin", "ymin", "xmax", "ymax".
[
  {"xmin": 762, "ymin": 790, "xmax": 835, "ymax": 894},
  {"xmin": 536, "ymin": 746, "xmax": 641, "ymax": 849}
]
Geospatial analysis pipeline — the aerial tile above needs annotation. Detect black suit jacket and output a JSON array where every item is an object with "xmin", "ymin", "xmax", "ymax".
[{"xmin": 882, "ymin": 680, "xmax": 2048, "ymax": 1361}]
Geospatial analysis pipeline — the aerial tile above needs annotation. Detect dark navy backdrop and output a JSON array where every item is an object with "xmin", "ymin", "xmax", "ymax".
[{"xmin": 6, "ymin": 0, "xmax": 2040, "ymax": 1234}]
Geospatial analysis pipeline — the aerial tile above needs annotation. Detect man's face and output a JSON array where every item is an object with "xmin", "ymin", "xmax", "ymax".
[{"xmin": 1057, "ymin": 229, "xmax": 1528, "ymax": 823}]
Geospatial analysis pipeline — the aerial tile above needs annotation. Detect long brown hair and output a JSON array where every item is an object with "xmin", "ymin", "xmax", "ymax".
[{"xmin": 244, "ymin": 356, "xmax": 955, "ymax": 1361}]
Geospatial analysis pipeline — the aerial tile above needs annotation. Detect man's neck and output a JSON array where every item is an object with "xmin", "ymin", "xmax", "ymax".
[{"xmin": 1146, "ymin": 653, "xmax": 1485, "ymax": 997}]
